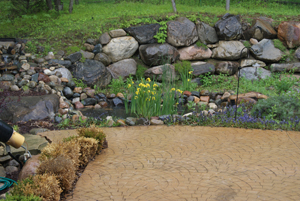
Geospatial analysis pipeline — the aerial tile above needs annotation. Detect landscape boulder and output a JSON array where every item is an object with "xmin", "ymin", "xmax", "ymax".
[
  {"xmin": 99, "ymin": 32, "xmax": 111, "ymax": 45},
  {"xmin": 139, "ymin": 43, "xmax": 179, "ymax": 66},
  {"xmin": 248, "ymin": 18, "xmax": 277, "ymax": 40},
  {"xmin": 107, "ymin": 59, "xmax": 137, "ymax": 79},
  {"xmin": 65, "ymin": 52, "xmax": 82, "ymax": 63},
  {"xmin": 103, "ymin": 36, "xmax": 139, "ymax": 62},
  {"xmin": 94, "ymin": 53, "xmax": 112, "ymax": 66},
  {"xmin": 196, "ymin": 21, "xmax": 219, "ymax": 44},
  {"xmin": 250, "ymin": 39, "xmax": 283, "ymax": 62},
  {"xmin": 72, "ymin": 59, "xmax": 111, "ymax": 88},
  {"xmin": 238, "ymin": 66, "xmax": 271, "ymax": 80},
  {"xmin": 240, "ymin": 59, "xmax": 266, "ymax": 68},
  {"xmin": 166, "ymin": 17, "xmax": 198, "ymax": 47},
  {"xmin": 0, "ymin": 94, "xmax": 59, "ymax": 123},
  {"xmin": 215, "ymin": 61, "xmax": 239, "ymax": 75},
  {"xmin": 109, "ymin": 29, "xmax": 127, "ymax": 38},
  {"xmin": 80, "ymin": 50, "xmax": 94, "ymax": 59},
  {"xmin": 124, "ymin": 24, "xmax": 160, "ymax": 44},
  {"xmin": 215, "ymin": 14, "xmax": 243, "ymax": 40},
  {"xmin": 212, "ymin": 41, "xmax": 247, "ymax": 60},
  {"xmin": 144, "ymin": 64, "xmax": 176, "ymax": 82},
  {"xmin": 278, "ymin": 21, "xmax": 300, "ymax": 48},
  {"xmin": 53, "ymin": 68, "xmax": 73, "ymax": 82},
  {"xmin": 270, "ymin": 63, "xmax": 300, "ymax": 73},
  {"xmin": 191, "ymin": 62, "xmax": 215, "ymax": 76},
  {"xmin": 178, "ymin": 45, "xmax": 212, "ymax": 61}
]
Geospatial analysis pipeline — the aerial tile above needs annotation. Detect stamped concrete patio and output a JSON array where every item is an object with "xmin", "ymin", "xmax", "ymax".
[{"xmin": 44, "ymin": 126, "xmax": 300, "ymax": 201}]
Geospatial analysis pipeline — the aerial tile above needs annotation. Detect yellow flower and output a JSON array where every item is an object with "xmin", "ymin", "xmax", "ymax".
[
  {"xmin": 146, "ymin": 83, "xmax": 150, "ymax": 88},
  {"xmin": 132, "ymin": 81, "xmax": 134, "ymax": 84},
  {"xmin": 139, "ymin": 83, "xmax": 142, "ymax": 87},
  {"xmin": 188, "ymin": 79, "xmax": 190, "ymax": 82},
  {"xmin": 152, "ymin": 91, "xmax": 155, "ymax": 95},
  {"xmin": 148, "ymin": 90, "xmax": 150, "ymax": 93},
  {"xmin": 134, "ymin": 96, "xmax": 138, "ymax": 99},
  {"xmin": 152, "ymin": 97, "xmax": 155, "ymax": 100},
  {"xmin": 189, "ymin": 71, "xmax": 193, "ymax": 74},
  {"xmin": 128, "ymin": 84, "xmax": 131, "ymax": 88},
  {"xmin": 146, "ymin": 78, "xmax": 151, "ymax": 82},
  {"xmin": 176, "ymin": 89, "xmax": 183, "ymax": 93},
  {"xmin": 153, "ymin": 88, "xmax": 156, "ymax": 90},
  {"xmin": 137, "ymin": 88, "xmax": 141, "ymax": 91},
  {"xmin": 153, "ymin": 83, "xmax": 158, "ymax": 87},
  {"xmin": 171, "ymin": 88, "xmax": 175, "ymax": 91},
  {"xmin": 135, "ymin": 91, "xmax": 139, "ymax": 95}
]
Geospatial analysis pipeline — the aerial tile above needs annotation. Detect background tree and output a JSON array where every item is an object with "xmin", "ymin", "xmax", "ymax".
[
  {"xmin": 171, "ymin": 0, "xmax": 177, "ymax": 13},
  {"xmin": 226, "ymin": 0, "xmax": 230, "ymax": 10},
  {"xmin": 69, "ymin": 0, "xmax": 74, "ymax": 13}
]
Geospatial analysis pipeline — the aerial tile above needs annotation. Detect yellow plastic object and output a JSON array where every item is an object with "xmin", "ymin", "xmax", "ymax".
[{"xmin": 6, "ymin": 130, "xmax": 25, "ymax": 149}]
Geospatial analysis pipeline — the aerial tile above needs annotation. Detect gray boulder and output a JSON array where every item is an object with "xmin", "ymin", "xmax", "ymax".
[
  {"xmin": 240, "ymin": 59, "xmax": 266, "ymax": 68},
  {"xmin": 0, "ymin": 94, "xmax": 59, "ymax": 123},
  {"xmin": 0, "ymin": 74, "xmax": 14, "ymax": 81},
  {"xmin": 124, "ymin": 24, "xmax": 160, "ymax": 44},
  {"xmin": 295, "ymin": 47, "xmax": 300, "ymax": 60},
  {"xmin": 248, "ymin": 18, "xmax": 277, "ymax": 40},
  {"xmin": 239, "ymin": 67, "xmax": 271, "ymax": 80},
  {"xmin": 215, "ymin": 14, "xmax": 243, "ymax": 40},
  {"xmin": 80, "ymin": 50, "xmax": 94, "ymax": 59},
  {"xmin": 178, "ymin": 45, "xmax": 212, "ymax": 61},
  {"xmin": 72, "ymin": 59, "xmax": 111, "ymax": 88},
  {"xmin": 48, "ymin": 59, "xmax": 72, "ymax": 68},
  {"xmin": 139, "ymin": 43, "xmax": 179, "ymax": 66},
  {"xmin": 191, "ymin": 62, "xmax": 215, "ymax": 76},
  {"xmin": 94, "ymin": 53, "xmax": 112, "ymax": 66},
  {"xmin": 53, "ymin": 68, "xmax": 73, "ymax": 81},
  {"xmin": 103, "ymin": 36, "xmax": 139, "ymax": 62},
  {"xmin": 215, "ymin": 61, "xmax": 239, "ymax": 75},
  {"xmin": 65, "ymin": 52, "xmax": 82, "ymax": 63},
  {"xmin": 270, "ymin": 63, "xmax": 300, "ymax": 72},
  {"xmin": 99, "ymin": 32, "xmax": 111, "ymax": 45},
  {"xmin": 109, "ymin": 29, "xmax": 127, "ymax": 38},
  {"xmin": 212, "ymin": 41, "xmax": 247, "ymax": 60},
  {"xmin": 196, "ymin": 21, "xmax": 218, "ymax": 44},
  {"xmin": 107, "ymin": 59, "xmax": 137, "ymax": 79},
  {"xmin": 167, "ymin": 17, "xmax": 198, "ymax": 47},
  {"xmin": 250, "ymin": 39, "xmax": 284, "ymax": 62},
  {"xmin": 144, "ymin": 64, "xmax": 176, "ymax": 82}
]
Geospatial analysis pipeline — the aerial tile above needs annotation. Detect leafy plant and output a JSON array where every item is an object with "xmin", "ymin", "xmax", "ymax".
[
  {"xmin": 196, "ymin": 41, "xmax": 208, "ymax": 49},
  {"xmin": 5, "ymin": 194, "xmax": 42, "ymax": 201},
  {"xmin": 136, "ymin": 65, "xmax": 148, "ymax": 79},
  {"xmin": 108, "ymin": 76, "xmax": 125, "ymax": 94},
  {"xmin": 174, "ymin": 61, "xmax": 195, "ymax": 91},
  {"xmin": 73, "ymin": 78, "xmax": 88, "ymax": 89},
  {"xmin": 251, "ymin": 95, "xmax": 300, "ymax": 121},
  {"xmin": 275, "ymin": 74, "xmax": 298, "ymax": 94},
  {"xmin": 243, "ymin": 40, "xmax": 251, "ymax": 48},
  {"xmin": 154, "ymin": 21, "xmax": 167, "ymax": 43},
  {"xmin": 273, "ymin": 39, "xmax": 287, "ymax": 52},
  {"xmin": 66, "ymin": 46, "xmax": 81, "ymax": 55}
]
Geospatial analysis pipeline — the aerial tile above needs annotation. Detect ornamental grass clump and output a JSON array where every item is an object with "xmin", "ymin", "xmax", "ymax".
[
  {"xmin": 124, "ymin": 77, "xmax": 182, "ymax": 119},
  {"xmin": 10, "ymin": 174, "xmax": 62, "ymax": 201},
  {"xmin": 174, "ymin": 61, "xmax": 195, "ymax": 91},
  {"xmin": 77, "ymin": 124, "xmax": 106, "ymax": 151}
]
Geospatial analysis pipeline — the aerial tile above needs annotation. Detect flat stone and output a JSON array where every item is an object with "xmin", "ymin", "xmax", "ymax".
[
  {"xmin": 10, "ymin": 134, "xmax": 48, "ymax": 155},
  {"xmin": 29, "ymin": 128, "xmax": 50, "ymax": 135}
]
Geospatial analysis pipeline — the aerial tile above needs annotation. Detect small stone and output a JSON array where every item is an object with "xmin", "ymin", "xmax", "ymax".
[
  {"xmin": 10, "ymin": 85, "xmax": 19, "ymax": 91},
  {"xmin": 58, "ymin": 108, "xmax": 68, "ymax": 115},
  {"xmin": 250, "ymin": 38, "xmax": 259, "ymax": 45},
  {"xmin": 117, "ymin": 93, "xmax": 124, "ymax": 99},
  {"xmin": 73, "ymin": 87, "xmax": 82, "ymax": 93},
  {"xmin": 72, "ymin": 115, "xmax": 79, "ymax": 122},
  {"xmin": 194, "ymin": 96, "xmax": 200, "ymax": 103},
  {"xmin": 183, "ymin": 91, "xmax": 192, "ymax": 97},
  {"xmin": 60, "ymin": 101, "xmax": 69, "ymax": 109},
  {"xmin": 74, "ymin": 101, "xmax": 84, "ymax": 109},
  {"xmin": 29, "ymin": 128, "xmax": 49, "ymax": 135},
  {"xmin": 63, "ymin": 87, "xmax": 73, "ymax": 98},
  {"xmin": 8, "ymin": 159, "xmax": 19, "ymax": 167},
  {"xmin": 197, "ymin": 101, "xmax": 208, "ymax": 106},
  {"xmin": 221, "ymin": 92, "xmax": 231, "ymax": 101},
  {"xmin": 116, "ymin": 119, "xmax": 126, "ymax": 126},
  {"xmin": 200, "ymin": 89, "xmax": 210, "ymax": 96},
  {"xmin": 125, "ymin": 117, "xmax": 136, "ymax": 126},
  {"xmin": 21, "ymin": 63, "xmax": 30, "ymax": 70},
  {"xmin": 61, "ymin": 78, "xmax": 69, "ymax": 83},
  {"xmin": 208, "ymin": 103, "xmax": 218, "ymax": 110},
  {"xmin": 94, "ymin": 104, "xmax": 101, "ymax": 109},
  {"xmin": 80, "ymin": 93, "xmax": 87, "ymax": 100},
  {"xmin": 200, "ymin": 96, "xmax": 210, "ymax": 103},
  {"xmin": 86, "ymin": 89, "xmax": 95, "ymax": 98},
  {"xmin": 5, "ymin": 166, "xmax": 18, "ymax": 174},
  {"xmin": 72, "ymin": 97, "xmax": 80, "ymax": 104},
  {"xmin": 55, "ymin": 116, "xmax": 63, "ymax": 123},
  {"xmin": 49, "ymin": 67, "xmax": 56, "ymax": 71},
  {"xmin": 107, "ymin": 94, "xmax": 116, "ymax": 99},
  {"xmin": 0, "ymin": 155, "xmax": 11, "ymax": 163},
  {"xmin": 150, "ymin": 119, "xmax": 164, "ymax": 125},
  {"xmin": 99, "ymin": 101, "xmax": 108, "ymax": 108}
]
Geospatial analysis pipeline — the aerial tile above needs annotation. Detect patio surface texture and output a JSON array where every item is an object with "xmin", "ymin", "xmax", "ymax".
[{"xmin": 43, "ymin": 126, "xmax": 300, "ymax": 201}]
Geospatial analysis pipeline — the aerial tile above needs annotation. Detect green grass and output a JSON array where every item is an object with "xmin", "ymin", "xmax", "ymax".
[{"xmin": 0, "ymin": 0, "xmax": 299, "ymax": 53}]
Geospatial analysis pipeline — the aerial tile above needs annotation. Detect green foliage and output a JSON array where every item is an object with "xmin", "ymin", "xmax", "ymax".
[
  {"xmin": 22, "ymin": 85, "xmax": 30, "ymax": 91},
  {"xmin": 108, "ymin": 76, "xmax": 125, "ymax": 94},
  {"xmin": 11, "ymin": 177, "xmax": 35, "ymax": 197},
  {"xmin": 251, "ymin": 95, "xmax": 300, "ymax": 121},
  {"xmin": 273, "ymin": 39, "xmax": 287, "ymax": 52},
  {"xmin": 195, "ymin": 41, "xmax": 208, "ymax": 49},
  {"xmin": 174, "ymin": 61, "xmax": 195, "ymax": 91},
  {"xmin": 243, "ymin": 40, "xmax": 251, "ymax": 48},
  {"xmin": 154, "ymin": 21, "xmax": 168, "ymax": 43},
  {"xmin": 66, "ymin": 46, "xmax": 81, "ymax": 55},
  {"xmin": 5, "ymin": 194, "xmax": 42, "ymax": 201},
  {"xmin": 25, "ymin": 41, "xmax": 37, "ymax": 54},
  {"xmin": 136, "ymin": 65, "xmax": 148, "ymax": 79},
  {"xmin": 63, "ymin": 136, "xmax": 78, "ymax": 142},
  {"xmin": 73, "ymin": 78, "xmax": 88, "ymax": 88},
  {"xmin": 275, "ymin": 74, "xmax": 298, "ymax": 94},
  {"xmin": 13, "ymin": 125, "xmax": 19, "ymax": 132},
  {"xmin": 10, "ymin": 0, "xmax": 46, "ymax": 15}
]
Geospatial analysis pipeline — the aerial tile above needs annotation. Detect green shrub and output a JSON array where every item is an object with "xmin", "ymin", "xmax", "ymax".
[
  {"xmin": 273, "ymin": 39, "xmax": 287, "ymax": 52},
  {"xmin": 10, "ymin": 0, "xmax": 46, "ymax": 15},
  {"xmin": 251, "ymin": 95, "xmax": 300, "ymax": 121},
  {"xmin": 136, "ymin": 65, "xmax": 148, "ymax": 79},
  {"xmin": 108, "ymin": 76, "xmax": 125, "ymax": 94},
  {"xmin": 73, "ymin": 78, "xmax": 88, "ymax": 89}
]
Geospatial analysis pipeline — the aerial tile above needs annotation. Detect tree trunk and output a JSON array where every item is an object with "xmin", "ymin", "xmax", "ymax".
[
  {"xmin": 226, "ymin": 0, "xmax": 230, "ymax": 11},
  {"xmin": 75, "ymin": 0, "xmax": 79, "ymax": 5},
  {"xmin": 69, "ymin": 0, "xmax": 74, "ymax": 13},
  {"xmin": 171, "ymin": 0, "xmax": 177, "ymax": 13},
  {"xmin": 46, "ymin": 0, "xmax": 53, "ymax": 10}
]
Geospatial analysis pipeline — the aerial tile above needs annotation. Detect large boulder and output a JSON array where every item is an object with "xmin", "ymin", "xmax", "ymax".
[
  {"xmin": 212, "ymin": 41, "xmax": 247, "ymax": 60},
  {"xmin": 103, "ymin": 36, "xmax": 139, "ymax": 62},
  {"xmin": 270, "ymin": 63, "xmax": 300, "ymax": 72},
  {"xmin": 296, "ymin": 47, "xmax": 300, "ymax": 60},
  {"xmin": 248, "ymin": 18, "xmax": 277, "ymax": 40},
  {"xmin": 178, "ymin": 45, "xmax": 212, "ymax": 61},
  {"xmin": 250, "ymin": 39, "xmax": 284, "ymax": 63},
  {"xmin": 18, "ymin": 155, "xmax": 40, "ymax": 181},
  {"xmin": 191, "ymin": 62, "xmax": 215, "ymax": 76},
  {"xmin": 139, "ymin": 43, "xmax": 179, "ymax": 66},
  {"xmin": 196, "ymin": 21, "xmax": 218, "ymax": 44},
  {"xmin": 215, "ymin": 61, "xmax": 239, "ymax": 75},
  {"xmin": 124, "ymin": 24, "xmax": 160, "ymax": 44},
  {"xmin": 166, "ymin": 17, "xmax": 198, "ymax": 47},
  {"xmin": 94, "ymin": 53, "xmax": 112, "ymax": 66},
  {"xmin": 240, "ymin": 59, "xmax": 266, "ymax": 68},
  {"xmin": 144, "ymin": 64, "xmax": 176, "ymax": 82},
  {"xmin": 0, "ymin": 94, "xmax": 59, "ymax": 123},
  {"xmin": 278, "ymin": 21, "xmax": 300, "ymax": 49},
  {"xmin": 80, "ymin": 50, "xmax": 94, "ymax": 59},
  {"xmin": 53, "ymin": 68, "xmax": 73, "ymax": 81},
  {"xmin": 107, "ymin": 59, "xmax": 137, "ymax": 79},
  {"xmin": 239, "ymin": 67, "xmax": 271, "ymax": 80},
  {"xmin": 65, "ymin": 52, "xmax": 82, "ymax": 63},
  {"xmin": 214, "ymin": 14, "xmax": 243, "ymax": 40},
  {"xmin": 71, "ymin": 59, "xmax": 111, "ymax": 88}
]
